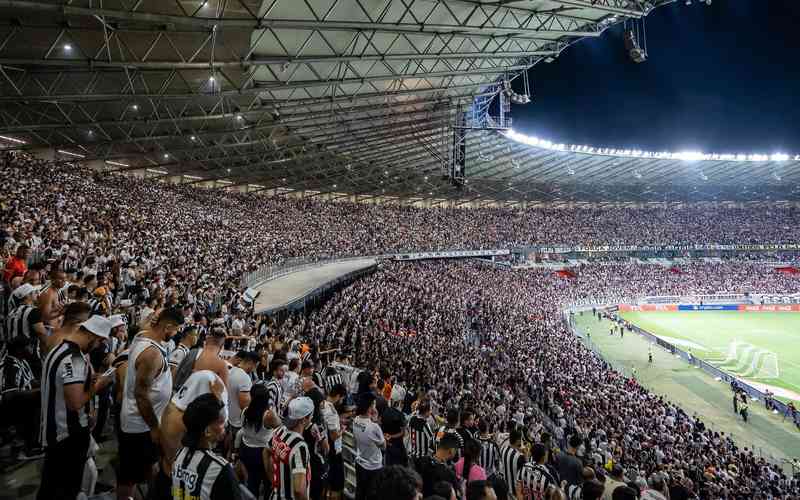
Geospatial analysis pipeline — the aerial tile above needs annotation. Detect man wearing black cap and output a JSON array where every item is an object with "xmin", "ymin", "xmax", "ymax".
[{"xmin": 172, "ymin": 393, "xmax": 243, "ymax": 500}]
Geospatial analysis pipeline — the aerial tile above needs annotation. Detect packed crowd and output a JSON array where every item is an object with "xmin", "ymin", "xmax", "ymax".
[
  {"xmin": 3, "ymin": 152, "xmax": 800, "ymax": 276},
  {"xmin": 1, "ymin": 150, "xmax": 800, "ymax": 500}
]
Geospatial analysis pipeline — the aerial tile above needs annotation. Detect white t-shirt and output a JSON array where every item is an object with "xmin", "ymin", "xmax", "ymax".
[
  {"xmin": 321, "ymin": 400, "xmax": 342, "ymax": 454},
  {"xmin": 282, "ymin": 370, "xmax": 299, "ymax": 398},
  {"xmin": 227, "ymin": 366, "xmax": 253, "ymax": 427},
  {"xmin": 353, "ymin": 415, "xmax": 384, "ymax": 470},
  {"xmin": 172, "ymin": 370, "xmax": 229, "ymax": 423}
]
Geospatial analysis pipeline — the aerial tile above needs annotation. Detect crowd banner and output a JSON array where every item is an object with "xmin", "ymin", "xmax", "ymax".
[
  {"xmin": 393, "ymin": 249, "xmax": 510, "ymax": 261},
  {"xmin": 751, "ymin": 293, "xmax": 800, "ymax": 305}
]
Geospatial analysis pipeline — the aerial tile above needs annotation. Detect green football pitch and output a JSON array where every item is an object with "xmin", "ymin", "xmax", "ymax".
[
  {"xmin": 619, "ymin": 311, "xmax": 800, "ymax": 400},
  {"xmin": 573, "ymin": 313, "xmax": 800, "ymax": 467}
]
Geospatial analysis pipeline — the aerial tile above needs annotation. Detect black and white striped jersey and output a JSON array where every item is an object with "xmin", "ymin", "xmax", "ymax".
[
  {"xmin": 500, "ymin": 445, "xmax": 527, "ymax": 496},
  {"xmin": 478, "ymin": 435, "xmax": 501, "ymax": 476},
  {"xmin": 172, "ymin": 446, "xmax": 243, "ymax": 500},
  {"xmin": 38, "ymin": 282, "xmax": 69, "ymax": 306},
  {"xmin": 267, "ymin": 426, "xmax": 311, "ymax": 500},
  {"xmin": 517, "ymin": 463, "xmax": 556, "ymax": 500},
  {"xmin": 260, "ymin": 378, "xmax": 284, "ymax": 415},
  {"xmin": 4, "ymin": 304, "xmax": 42, "ymax": 341},
  {"xmin": 40, "ymin": 340, "xmax": 91, "ymax": 447},
  {"xmin": 408, "ymin": 414, "xmax": 435, "ymax": 458},
  {"xmin": 0, "ymin": 354, "xmax": 34, "ymax": 394},
  {"xmin": 436, "ymin": 426, "xmax": 463, "ymax": 461},
  {"xmin": 323, "ymin": 369, "xmax": 344, "ymax": 394}
]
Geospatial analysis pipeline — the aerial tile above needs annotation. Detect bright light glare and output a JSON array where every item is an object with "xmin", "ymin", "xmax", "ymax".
[
  {"xmin": 0, "ymin": 135, "xmax": 26, "ymax": 144},
  {"xmin": 503, "ymin": 129, "xmax": 798, "ymax": 163},
  {"xmin": 57, "ymin": 149, "xmax": 85, "ymax": 158},
  {"xmin": 63, "ymin": 44, "xmax": 72, "ymax": 51}
]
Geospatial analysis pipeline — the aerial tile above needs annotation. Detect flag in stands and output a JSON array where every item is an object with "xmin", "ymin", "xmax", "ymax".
[
  {"xmin": 775, "ymin": 266, "xmax": 800, "ymax": 274},
  {"xmin": 555, "ymin": 269, "xmax": 576, "ymax": 278},
  {"xmin": 669, "ymin": 267, "xmax": 682, "ymax": 274}
]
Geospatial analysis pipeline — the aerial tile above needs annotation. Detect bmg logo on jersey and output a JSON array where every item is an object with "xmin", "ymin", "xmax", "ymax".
[{"xmin": 173, "ymin": 466, "xmax": 199, "ymax": 491}]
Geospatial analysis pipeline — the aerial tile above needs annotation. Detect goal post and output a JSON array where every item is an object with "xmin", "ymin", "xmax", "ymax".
[{"xmin": 753, "ymin": 351, "xmax": 779, "ymax": 379}]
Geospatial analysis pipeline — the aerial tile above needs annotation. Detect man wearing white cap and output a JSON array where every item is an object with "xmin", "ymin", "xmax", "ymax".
[
  {"xmin": 266, "ymin": 396, "xmax": 313, "ymax": 500},
  {"xmin": 5, "ymin": 283, "xmax": 46, "ymax": 344},
  {"xmin": 37, "ymin": 315, "xmax": 112, "ymax": 500}
]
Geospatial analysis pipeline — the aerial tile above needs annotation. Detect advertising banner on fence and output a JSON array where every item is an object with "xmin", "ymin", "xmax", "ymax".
[
  {"xmin": 394, "ymin": 249, "xmax": 510, "ymax": 261},
  {"xmin": 526, "ymin": 243, "xmax": 800, "ymax": 254},
  {"xmin": 619, "ymin": 304, "xmax": 678, "ymax": 312},
  {"xmin": 739, "ymin": 304, "xmax": 800, "ymax": 312},
  {"xmin": 620, "ymin": 303, "xmax": 800, "ymax": 313},
  {"xmin": 678, "ymin": 304, "xmax": 740, "ymax": 311}
]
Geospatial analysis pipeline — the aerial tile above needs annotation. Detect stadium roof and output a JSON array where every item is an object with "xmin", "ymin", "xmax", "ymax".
[{"xmin": 6, "ymin": 0, "xmax": 796, "ymax": 206}]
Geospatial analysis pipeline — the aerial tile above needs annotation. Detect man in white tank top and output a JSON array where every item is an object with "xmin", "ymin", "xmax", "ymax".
[{"xmin": 117, "ymin": 307, "xmax": 184, "ymax": 500}]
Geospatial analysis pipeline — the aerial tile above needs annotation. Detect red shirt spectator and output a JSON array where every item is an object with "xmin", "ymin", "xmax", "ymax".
[{"xmin": 3, "ymin": 245, "xmax": 29, "ymax": 284}]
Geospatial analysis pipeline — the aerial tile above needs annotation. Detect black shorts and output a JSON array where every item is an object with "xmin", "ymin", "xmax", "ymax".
[
  {"xmin": 327, "ymin": 451, "xmax": 345, "ymax": 491},
  {"xmin": 118, "ymin": 430, "xmax": 160, "ymax": 484}
]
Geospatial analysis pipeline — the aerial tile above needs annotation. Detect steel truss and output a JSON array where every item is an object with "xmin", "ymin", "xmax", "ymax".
[{"xmin": 0, "ymin": 0, "xmax": 671, "ymax": 204}]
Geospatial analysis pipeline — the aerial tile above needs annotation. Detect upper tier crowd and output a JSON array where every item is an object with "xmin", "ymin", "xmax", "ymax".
[{"xmin": 1, "ymin": 150, "xmax": 799, "ymax": 500}]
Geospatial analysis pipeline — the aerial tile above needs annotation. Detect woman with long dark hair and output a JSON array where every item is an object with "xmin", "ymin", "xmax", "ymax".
[
  {"xmin": 455, "ymin": 438, "xmax": 488, "ymax": 494},
  {"xmin": 238, "ymin": 383, "xmax": 271, "ymax": 497}
]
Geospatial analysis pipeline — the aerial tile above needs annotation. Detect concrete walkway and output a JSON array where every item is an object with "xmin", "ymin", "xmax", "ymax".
[{"xmin": 253, "ymin": 258, "xmax": 377, "ymax": 314}]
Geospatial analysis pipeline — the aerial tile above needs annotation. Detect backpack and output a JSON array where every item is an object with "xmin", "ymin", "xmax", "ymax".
[{"xmin": 173, "ymin": 347, "xmax": 202, "ymax": 391}]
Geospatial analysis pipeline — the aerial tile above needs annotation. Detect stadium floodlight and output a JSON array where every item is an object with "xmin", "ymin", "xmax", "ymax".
[
  {"xmin": 58, "ymin": 149, "xmax": 85, "ymax": 158},
  {"xmin": 502, "ymin": 129, "xmax": 798, "ymax": 163},
  {"xmin": 105, "ymin": 160, "xmax": 129, "ymax": 167},
  {"xmin": 64, "ymin": 44, "xmax": 72, "ymax": 51}
]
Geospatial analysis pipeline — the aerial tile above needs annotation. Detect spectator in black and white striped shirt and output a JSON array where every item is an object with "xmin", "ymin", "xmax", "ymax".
[
  {"xmin": 266, "ymin": 396, "xmax": 314, "ymax": 500},
  {"xmin": 408, "ymin": 399, "xmax": 435, "ymax": 458},
  {"xmin": 501, "ymin": 429, "xmax": 527, "ymax": 500},
  {"xmin": 5, "ymin": 283, "xmax": 46, "ymax": 344},
  {"xmin": 172, "ymin": 393, "xmax": 243, "ymax": 500},
  {"xmin": 516, "ymin": 443, "xmax": 556, "ymax": 500},
  {"xmin": 0, "ymin": 336, "xmax": 40, "ymax": 459},
  {"xmin": 477, "ymin": 419, "xmax": 500, "ymax": 477},
  {"xmin": 37, "ymin": 315, "xmax": 113, "ymax": 500}
]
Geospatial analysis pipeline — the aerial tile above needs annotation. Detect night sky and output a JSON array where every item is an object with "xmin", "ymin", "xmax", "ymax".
[{"xmin": 511, "ymin": 1, "xmax": 800, "ymax": 153}]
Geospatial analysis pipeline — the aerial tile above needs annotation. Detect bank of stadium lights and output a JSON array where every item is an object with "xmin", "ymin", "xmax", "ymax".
[
  {"xmin": 502, "ymin": 129, "xmax": 798, "ymax": 163},
  {"xmin": 105, "ymin": 160, "xmax": 129, "ymax": 168}
]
